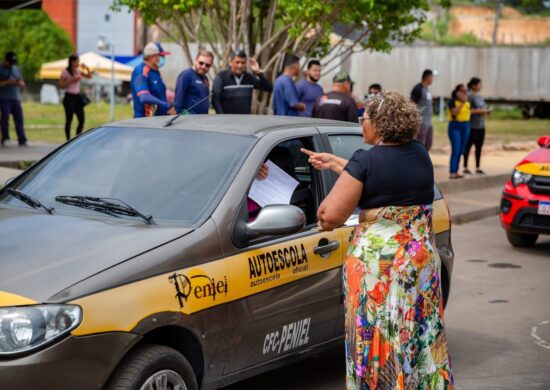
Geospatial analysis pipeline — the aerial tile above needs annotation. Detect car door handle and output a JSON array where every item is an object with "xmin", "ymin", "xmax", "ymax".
[{"xmin": 314, "ymin": 239, "xmax": 340, "ymax": 258}]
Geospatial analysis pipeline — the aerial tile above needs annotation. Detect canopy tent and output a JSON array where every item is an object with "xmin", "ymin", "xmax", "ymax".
[{"xmin": 38, "ymin": 52, "xmax": 134, "ymax": 81}]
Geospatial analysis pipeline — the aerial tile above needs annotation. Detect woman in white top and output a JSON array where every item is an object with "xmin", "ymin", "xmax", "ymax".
[{"xmin": 59, "ymin": 54, "xmax": 92, "ymax": 140}]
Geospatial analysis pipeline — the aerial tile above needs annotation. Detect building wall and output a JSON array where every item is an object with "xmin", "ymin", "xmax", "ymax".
[
  {"xmin": 42, "ymin": 0, "xmax": 78, "ymax": 47},
  {"xmin": 77, "ymin": 0, "xmax": 135, "ymax": 56}
]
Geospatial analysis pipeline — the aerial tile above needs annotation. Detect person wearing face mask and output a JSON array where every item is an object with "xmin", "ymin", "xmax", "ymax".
[
  {"xmin": 0, "ymin": 51, "xmax": 27, "ymax": 146},
  {"xmin": 212, "ymin": 50, "xmax": 271, "ymax": 114},
  {"xmin": 295, "ymin": 60, "xmax": 323, "ymax": 117},
  {"xmin": 174, "ymin": 50, "xmax": 214, "ymax": 115},
  {"xmin": 130, "ymin": 42, "xmax": 175, "ymax": 118}
]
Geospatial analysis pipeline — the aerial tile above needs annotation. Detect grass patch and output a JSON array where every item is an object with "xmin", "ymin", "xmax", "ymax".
[
  {"xmin": 17, "ymin": 102, "xmax": 134, "ymax": 144},
  {"xmin": 432, "ymin": 116, "xmax": 550, "ymax": 147},
  {"xmin": 5, "ymin": 103, "xmax": 549, "ymax": 148}
]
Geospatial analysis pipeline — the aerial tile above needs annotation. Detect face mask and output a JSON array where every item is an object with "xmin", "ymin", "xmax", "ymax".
[{"xmin": 158, "ymin": 56, "xmax": 166, "ymax": 68}]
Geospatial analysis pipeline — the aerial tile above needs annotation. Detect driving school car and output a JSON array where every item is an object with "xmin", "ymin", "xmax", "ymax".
[
  {"xmin": 500, "ymin": 135, "xmax": 550, "ymax": 247},
  {"xmin": 0, "ymin": 115, "xmax": 454, "ymax": 390}
]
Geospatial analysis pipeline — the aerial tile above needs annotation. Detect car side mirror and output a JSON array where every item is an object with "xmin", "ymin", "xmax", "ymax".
[
  {"xmin": 246, "ymin": 204, "xmax": 305, "ymax": 238},
  {"xmin": 537, "ymin": 135, "xmax": 550, "ymax": 148}
]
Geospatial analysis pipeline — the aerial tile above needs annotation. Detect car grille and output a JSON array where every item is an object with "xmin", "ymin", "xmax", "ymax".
[
  {"xmin": 518, "ymin": 213, "xmax": 550, "ymax": 229},
  {"xmin": 528, "ymin": 175, "xmax": 550, "ymax": 195}
]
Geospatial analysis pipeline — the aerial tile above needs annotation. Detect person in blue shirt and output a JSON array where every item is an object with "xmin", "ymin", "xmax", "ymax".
[
  {"xmin": 272, "ymin": 55, "xmax": 305, "ymax": 116},
  {"xmin": 131, "ymin": 42, "xmax": 175, "ymax": 118},
  {"xmin": 296, "ymin": 59, "xmax": 323, "ymax": 117},
  {"xmin": 174, "ymin": 50, "xmax": 213, "ymax": 114}
]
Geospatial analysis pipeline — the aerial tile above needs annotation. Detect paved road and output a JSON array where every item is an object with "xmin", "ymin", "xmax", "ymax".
[{"xmin": 226, "ymin": 217, "xmax": 550, "ymax": 389}]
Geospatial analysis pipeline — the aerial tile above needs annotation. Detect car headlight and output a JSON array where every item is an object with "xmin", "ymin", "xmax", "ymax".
[
  {"xmin": 0, "ymin": 305, "xmax": 81, "ymax": 356},
  {"xmin": 511, "ymin": 170, "xmax": 532, "ymax": 187}
]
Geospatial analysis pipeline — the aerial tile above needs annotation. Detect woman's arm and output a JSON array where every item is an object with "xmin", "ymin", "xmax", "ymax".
[
  {"xmin": 449, "ymin": 101, "xmax": 465, "ymax": 116},
  {"xmin": 470, "ymin": 108, "xmax": 490, "ymax": 115},
  {"xmin": 317, "ymin": 171, "xmax": 363, "ymax": 231},
  {"xmin": 81, "ymin": 64, "xmax": 93, "ymax": 79},
  {"xmin": 300, "ymin": 148, "xmax": 348, "ymax": 175}
]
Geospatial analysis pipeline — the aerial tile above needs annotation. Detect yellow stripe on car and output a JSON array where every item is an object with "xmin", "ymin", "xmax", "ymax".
[
  {"xmin": 0, "ymin": 290, "xmax": 37, "ymax": 307},
  {"xmin": 71, "ymin": 231, "xmax": 342, "ymax": 336},
  {"xmin": 516, "ymin": 163, "xmax": 550, "ymax": 177}
]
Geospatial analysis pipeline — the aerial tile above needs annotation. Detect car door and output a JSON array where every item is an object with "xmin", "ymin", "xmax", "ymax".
[
  {"xmin": 318, "ymin": 126, "xmax": 370, "ymax": 336},
  {"xmin": 221, "ymin": 129, "xmax": 344, "ymax": 374}
]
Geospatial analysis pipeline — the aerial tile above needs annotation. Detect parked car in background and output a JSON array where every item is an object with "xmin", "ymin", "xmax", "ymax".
[{"xmin": 500, "ymin": 135, "xmax": 550, "ymax": 247}]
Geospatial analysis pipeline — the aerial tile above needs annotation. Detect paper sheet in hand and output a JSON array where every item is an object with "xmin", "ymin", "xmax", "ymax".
[{"xmin": 249, "ymin": 160, "xmax": 299, "ymax": 207}]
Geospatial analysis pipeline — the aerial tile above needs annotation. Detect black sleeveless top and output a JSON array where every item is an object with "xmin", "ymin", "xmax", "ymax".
[{"xmin": 343, "ymin": 141, "xmax": 434, "ymax": 209}]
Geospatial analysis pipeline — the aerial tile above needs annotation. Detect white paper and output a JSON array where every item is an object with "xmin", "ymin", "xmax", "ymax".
[{"xmin": 249, "ymin": 160, "xmax": 299, "ymax": 207}]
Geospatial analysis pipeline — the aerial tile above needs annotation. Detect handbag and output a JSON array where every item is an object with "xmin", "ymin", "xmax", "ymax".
[{"xmin": 80, "ymin": 93, "xmax": 91, "ymax": 106}]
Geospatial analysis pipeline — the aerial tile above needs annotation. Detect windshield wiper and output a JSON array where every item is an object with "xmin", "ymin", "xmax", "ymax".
[
  {"xmin": 5, "ymin": 188, "xmax": 54, "ymax": 214},
  {"xmin": 55, "ymin": 195, "xmax": 154, "ymax": 225}
]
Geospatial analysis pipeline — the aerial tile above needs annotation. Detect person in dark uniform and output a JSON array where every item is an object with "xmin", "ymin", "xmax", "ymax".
[
  {"xmin": 130, "ymin": 42, "xmax": 175, "ymax": 118},
  {"xmin": 212, "ymin": 50, "xmax": 272, "ymax": 114},
  {"xmin": 312, "ymin": 71, "xmax": 358, "ymax": 123}
]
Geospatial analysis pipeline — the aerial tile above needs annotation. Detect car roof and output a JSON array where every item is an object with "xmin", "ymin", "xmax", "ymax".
[{"xmin": 106, "ymin": 115, "xmax": 360, "ymax": 137}]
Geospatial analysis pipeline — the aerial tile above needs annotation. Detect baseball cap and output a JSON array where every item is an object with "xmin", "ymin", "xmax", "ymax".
[
  {"xmin": 143, "ymin": 42, "xmax": 171, "ymax": 57},
  {"xmin": 5, "ymin": 52, "xmax": 17, "ymax": 65},
  {"xmin": 333, "ymin": 71, "xmax": 354, "ymax": 84}
]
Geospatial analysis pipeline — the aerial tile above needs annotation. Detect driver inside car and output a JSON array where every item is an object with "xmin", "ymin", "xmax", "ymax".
[{"xmin": 248, "ymin": 146, "xmax": 298, "ymax": 221}]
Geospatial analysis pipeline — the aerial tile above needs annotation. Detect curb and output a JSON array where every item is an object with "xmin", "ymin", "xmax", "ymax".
[
  {"xmin": 438, "ymin": 173, "xmax": 509, "ymax": 195},
  {"xmin": 451, "ymin": 205, "xmax": 500, "ymax": 225}
]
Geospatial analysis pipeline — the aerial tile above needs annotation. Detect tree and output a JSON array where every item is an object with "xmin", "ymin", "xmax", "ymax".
[
  {"xmin": 113, "ymin": 0, "xmax": 431, "ymax": 111},
  {"xmin": 0, "ymin": 10, "xmax": 74, "ymax": 81}
]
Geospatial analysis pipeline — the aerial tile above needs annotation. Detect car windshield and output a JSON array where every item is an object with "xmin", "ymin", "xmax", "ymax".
[{"xmin": 0, "ymin": 127, "xmax": 254, "ymax": 225}]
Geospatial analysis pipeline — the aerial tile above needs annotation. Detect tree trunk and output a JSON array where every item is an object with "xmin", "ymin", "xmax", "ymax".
[{"xmin": 492, "ymin": 0, "xmax": 502, "ymax": 46}]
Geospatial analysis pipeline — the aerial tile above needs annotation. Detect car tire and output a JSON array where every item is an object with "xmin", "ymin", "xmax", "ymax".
[
  {"xmin": 107, "ymin": 343, "xmax": 198, "ymax": 390},
  {"xmin": 506, "ymin": 231, "xmax": 538, "ymax": 247}
]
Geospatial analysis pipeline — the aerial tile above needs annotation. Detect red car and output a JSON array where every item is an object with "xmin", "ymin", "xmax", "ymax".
[{"xmin": 501, "ymin": 135, "xmax": 550, "ymax": 246}]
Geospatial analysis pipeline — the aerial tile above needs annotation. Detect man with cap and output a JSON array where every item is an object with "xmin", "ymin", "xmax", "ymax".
[
  {"xmin": 174, "ymin": 50, "xmax": 213, "ymax": 115},
  {"xmin": 130, "ymin": 42, "xmax": 175, "ymax": 118},
  {"xmin": 0, "ymin": 52, "xmax": 27, "ymax": 146},
  {"xmin": 212, "ymin": 50, "xmax": 272, "ymax": 114},
  {"xmin": 312, "ymin": 71, "xmax": 358, "ymax": 123}
]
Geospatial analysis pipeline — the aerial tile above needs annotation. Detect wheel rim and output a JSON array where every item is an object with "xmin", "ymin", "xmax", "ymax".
[{"xmin": 139, "ymin": 369, "xmax": 187, "ymax": 390}]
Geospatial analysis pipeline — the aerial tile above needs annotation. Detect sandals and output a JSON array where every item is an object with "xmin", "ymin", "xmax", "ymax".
[
  {"xmin": 449, "ymin": 174, "xmax": 465, "ymax": 179},
  {"xmin": 463, "ymin": 168, "xmax": 472, "ymax": 175},
  {"xmin": 476, "ymin": 169, "xmax": 486, "ymax": 175}
]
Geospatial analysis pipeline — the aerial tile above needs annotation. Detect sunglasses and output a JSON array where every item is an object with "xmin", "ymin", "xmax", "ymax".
[{"xmin": 198, "ymin": 61, "xmax": 212, "ymax": 68}]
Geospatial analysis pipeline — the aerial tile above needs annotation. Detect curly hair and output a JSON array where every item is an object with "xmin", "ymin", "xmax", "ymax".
[{"xmin": 365, "ymin": 91, "xmax": 421, "ymax": 144}]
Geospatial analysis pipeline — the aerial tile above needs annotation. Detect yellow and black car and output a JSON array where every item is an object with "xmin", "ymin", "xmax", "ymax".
[{"xmin": 0, "ymin": 115, "xmax": 453, "ymax": 389}]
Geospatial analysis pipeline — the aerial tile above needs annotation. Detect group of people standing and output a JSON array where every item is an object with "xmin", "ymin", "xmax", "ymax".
[
  {"xmin": 409, "ymin": 69, "xmax": 491, "ymax": 179},
  {"xmin": 447, "ymin": 77, "xmax": 491, "ymax": 179},
  {"xmin": 130, "ymin": 42, "xmax": 364, "ymax": 124}
]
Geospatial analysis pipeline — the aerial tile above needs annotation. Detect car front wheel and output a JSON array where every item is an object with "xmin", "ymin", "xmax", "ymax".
[
  {"xmin": 506, "ymin": 231, "xmax": 538, "ymax": 247},
  {"xmin": 107, "ymin": 344, "xmax": 198, "ymax": 390}
]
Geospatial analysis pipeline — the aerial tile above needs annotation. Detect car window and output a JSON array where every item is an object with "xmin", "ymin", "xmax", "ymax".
[
  {"xmin": 1, "ymin": 127, "xmax": 254, "ymax": 225},
  {"xmin": 247, "ymin": 137, "xmax": 320, "ymax": 227},
  {"xmin": 328, "ymin": 134, "xmax": 371, "ymax": 160}
]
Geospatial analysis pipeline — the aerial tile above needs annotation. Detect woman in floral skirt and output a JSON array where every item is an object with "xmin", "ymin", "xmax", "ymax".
[{"xmin": 302, "ymin": 92, "xmax": 453, "ymax": 389}]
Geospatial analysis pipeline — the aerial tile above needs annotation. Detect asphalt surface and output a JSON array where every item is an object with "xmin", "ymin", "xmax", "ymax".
[{"xmin": 226, "ymin": 217, "xmax": 550, "ymax": 390}]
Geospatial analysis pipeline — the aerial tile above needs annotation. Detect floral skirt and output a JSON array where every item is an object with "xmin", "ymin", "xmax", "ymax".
[{"xmin": 344, "ymin": 205, "xmax": 454, "ymax": 390}]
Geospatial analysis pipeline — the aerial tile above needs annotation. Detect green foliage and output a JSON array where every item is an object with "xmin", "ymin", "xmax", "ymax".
[
  {"xmin": 0, "ymin": 10, "xmax": 73, "ymax": 80},
  {"xmin": 112, "ymin": 0, "xmax": 431, "ymax": 66}
]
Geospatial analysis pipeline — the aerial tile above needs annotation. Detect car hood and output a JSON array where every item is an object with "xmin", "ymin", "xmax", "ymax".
[
  {"xmin": 516, "ymin": 147, "xmax": 550, "ymax": 176},
  {"xmin": 0, "ymin": 207, "xmax": 192, "ymax": 303}
]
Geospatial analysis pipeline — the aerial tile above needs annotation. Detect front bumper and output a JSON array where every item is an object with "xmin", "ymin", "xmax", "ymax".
[
  {"xmin": 501, "ymin": 182, "xmax": 550, "ymax": 235},
  {"xmin": 0, "ymin": 331, "xmax": 140, "ymax": 390}
]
